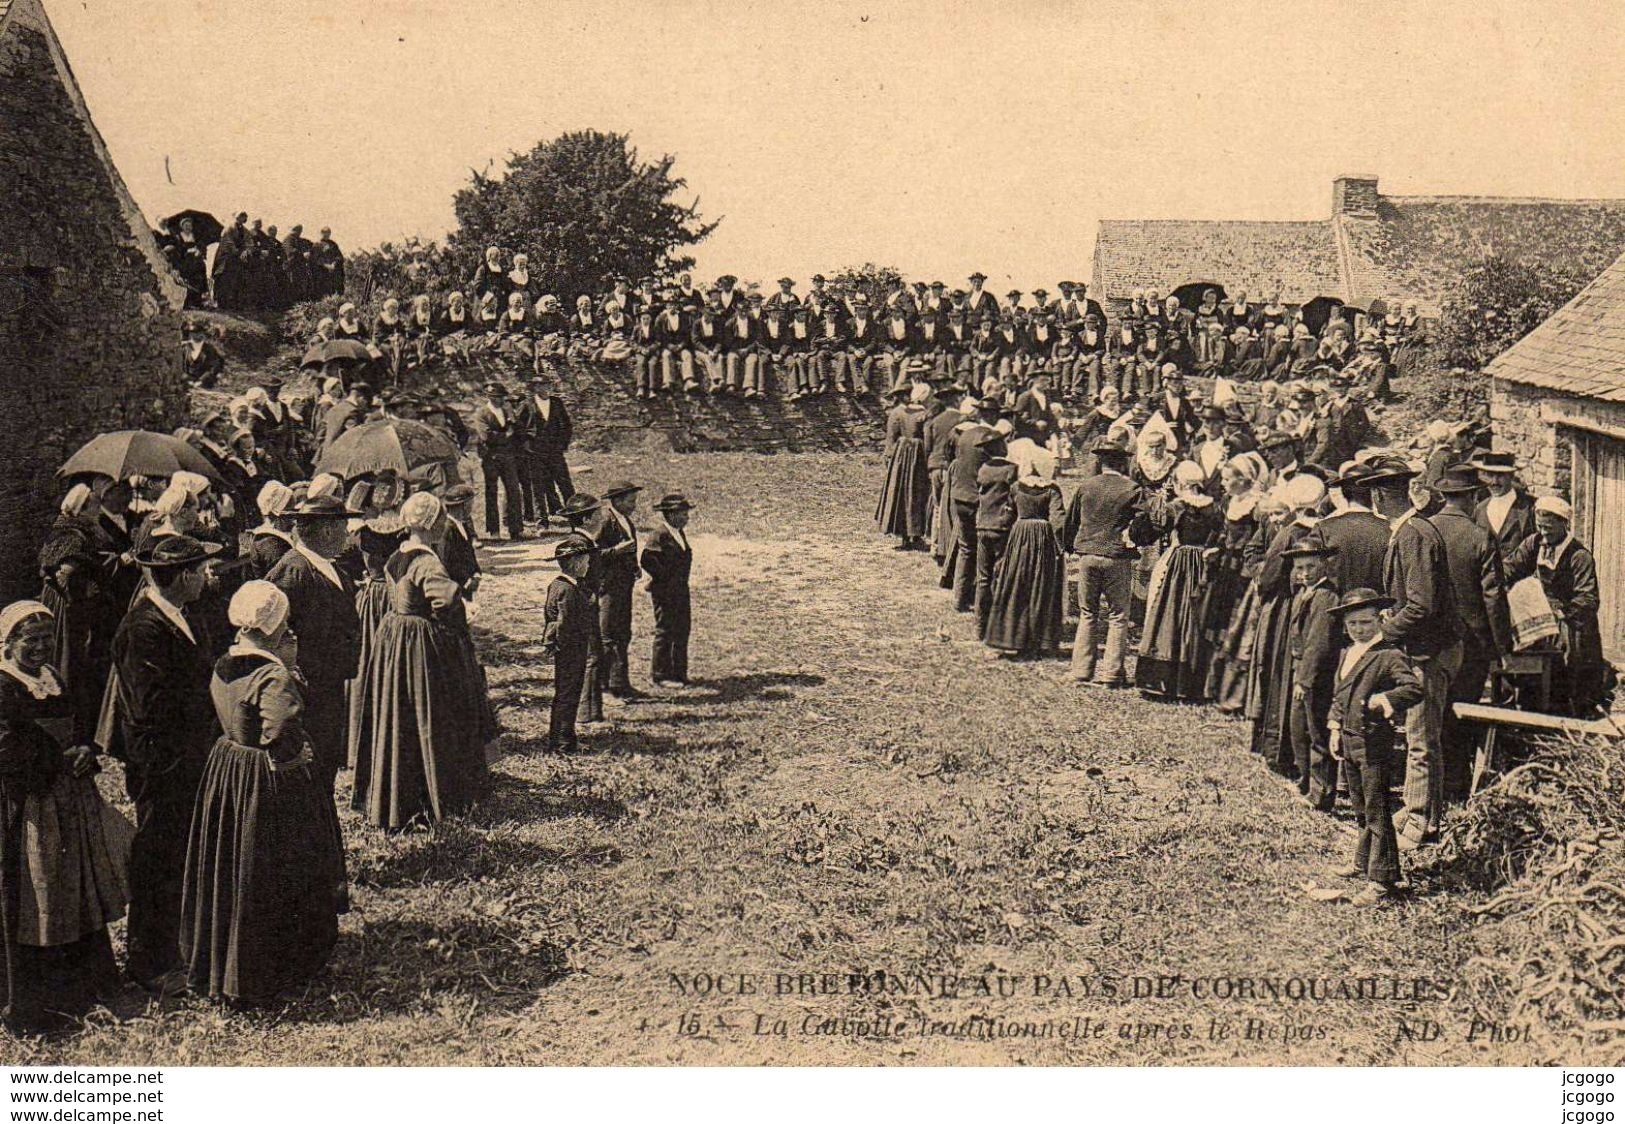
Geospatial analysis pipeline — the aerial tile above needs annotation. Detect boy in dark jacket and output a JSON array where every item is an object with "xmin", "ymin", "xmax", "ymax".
[
  {"xmin": 1325, "ymin": 589, "xmax": 1424, "ymax": 905},
  {"xmin": 542, "ymin": 534, "xmax": 598, "ymax": 753},
  {"xmin": 1284, "ymin": 544, "xmax": 1340, "ymax": 810},
  {"xmin": 641, "ymin": 493, "xmax": 696, "ymax": 688}
]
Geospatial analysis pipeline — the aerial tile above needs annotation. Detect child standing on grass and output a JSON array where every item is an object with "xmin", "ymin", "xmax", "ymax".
[
  {"xmin": 642, "ymin": 494, "xmax": 695, "ymax": 689},
  {"xmin": 1324, "ymin": 589, "xmax": 1424, "ymax": 907},
  {"xmin": 542, "ymin": 535, "xmax": 598, "ymax": 753},
  {"xmin": 1284, "ymin": 544, "xmax": 1341, "ymax": 810}
]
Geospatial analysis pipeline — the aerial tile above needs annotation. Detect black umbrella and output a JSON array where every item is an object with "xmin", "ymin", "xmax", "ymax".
[
  {"xmin": 58, "ymin": 430, "xmax": 224, "ymax": 485},
  {"xmin": 1300, "ymin": 296, "xmax": 1365, "ymax": 335},
  {"xmin": 301, "ymin": 339, "xmax": 375, "ymax": 369},
  {"xmin": 161, "ymin": 209, "xmax": 223, "ymax": 245},
  {"xmin": 1171, "ymin": 281, "xmax": 1227, "ymax": 311}
]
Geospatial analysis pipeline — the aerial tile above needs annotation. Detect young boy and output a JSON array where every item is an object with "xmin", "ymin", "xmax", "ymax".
[
  {"xmin": 1284, "ymin": 544, "xmax": 1341, "ymax": 810},
  {"xmin": 1325, "ymin": 588, "xmax": 1424, "ymax": 906},
  {"xmin": 556, "ymin": 494, "xmax": 606, "ymax": 728},
  {"xmin": 542, "ymin": 534, "xmax": 598, "ymax": 752},
  {"xmin": 641, "ymin": 493, "xmax": 695, "ymax": 688}
]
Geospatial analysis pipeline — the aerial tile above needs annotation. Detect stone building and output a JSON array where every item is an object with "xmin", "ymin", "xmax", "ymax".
[
  {"xmin": 1091, "ymin": 174, "xmax": 1625, "ymax": 321},
  {"xmin": 0, "ymin": 0, "xmax": 186, "ymax": 598},
  {"xmin": 1486, "ymin": 248, "xmax": 1625, "ymax": 661}
]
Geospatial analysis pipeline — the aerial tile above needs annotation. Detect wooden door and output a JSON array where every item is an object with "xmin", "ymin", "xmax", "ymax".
[{"xmin": 1571, "ymin": 429, "xmax": 1625, "ymax": 661}]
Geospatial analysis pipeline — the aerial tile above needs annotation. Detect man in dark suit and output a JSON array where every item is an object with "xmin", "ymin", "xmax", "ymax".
[
  {"xmin": 1469, "ymin": 451, "xmax": 1536, "ymax": 570},
  {"xmin": 1283, "ymin": 544, "xmax": 1342, "ymax": 809},
  {"xmin": 964, "ymin": 272, "xmax": 999, "ymax": 323},
  {"xmin": 923, "ymin": 384, "xmax": 966, "ymax": 561},
  {"xmin": 641, "ymin": 493, "xmax": 695, "ymax": 688},
  {"xmin": 1310, "ymin": 463, "xmax": 1390, "ymax": 594},
  {"xmin": 879, "ymin": 305, "xmax": 917, "ymax": 392},
  {"xmin": 1150, "ymin": 368, "xmax": 1198, "ymax": 449},
  {"xmin": 312, "ymin": 226, "xmax": 345, "ymax": 298},
  {"xmin": 542, "ymin": 534, "xmax": 598, "ymax": 753},
  {"xmin": 1430, "ymin": 466, "xmax": 1512, "ymax": 803},
  {"xmin": 845, "ymin": 296, "xmax": 879, "ymax": 394},
  {"xmin": 519, "ymin": 372, "xmax": 574, "ymax": 526},
  {"xmin": 111, "ymin": 535, "xmax": 221, "ymax": 990},
  {"xmin": 1011, "ymin": 370, "xmax": 1056, "ymax": 440},
  {"xmin": 472, "ymin": 383, "xmax": 525, "ymax": 540},
  {"xmin": 945, "ymin": 398, "xmax": 1001, "ymax": 613},
  {"xmin": 1367, "ymin": 458, "xmax": 1462, "ymax": 850},
  {"xmin": 1062, "ymin": 436, "xmax": 1146, "ymax": 687},
  {"xmin": 320, "ymin": 381, "xmax": 371, "ymax": 455},
  {"xmin": 654, "ymin": 297, "xmax": 692, "ymax": 392},
  {"xmin": 594, "ymin": 483, "xmax": 643, "ymax": 700},
  {"xmin": 267, "ymin": 495, "xmax": 361, "ymax": 796},
  {"xmin": 1325, "ymin": 589, "xmax": 1425, "ymax": 906}
]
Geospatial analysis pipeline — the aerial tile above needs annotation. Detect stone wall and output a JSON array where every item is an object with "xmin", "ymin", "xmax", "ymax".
[
  {"xmin": 0, "ymin": 24, "xmax": 185, "ymax": 599},
  {"xmin": 1485, "ymin": 378, "xmax": 1625, "ymax": 498}
]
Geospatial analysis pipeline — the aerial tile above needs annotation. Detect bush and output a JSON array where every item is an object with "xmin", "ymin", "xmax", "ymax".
[{"xmin": 1437, "ymin": 255, "xmax": 1589, "ymax": 371}]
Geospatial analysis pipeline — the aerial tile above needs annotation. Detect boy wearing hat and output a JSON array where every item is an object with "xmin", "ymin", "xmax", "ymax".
[
  {"xmin": 1325, "ymin": 589, "xmax": 1424, "ymax": 905},
  {"xmin": 111, "ymin": 534, "xmax": 223, "ymax": 990},
  {"xmin": 557, "ymin": 494, "xmax": 608, "ymax": 726},
  {"xmin": 268, "ymin": 495, "xmax": 362, "ymax": 795},
  {"xmin": 440, "ymin": 484, "xmax": 482, "ymax": 596},
  {"xmin": 642, "ymin": 494, "xmax": 696, "ymax": 688},
  {"xmin": 1284, "ymin": 543, "xmax": 1341, "ymax": 809},
  {"xmin": 542, "ymin": 535, "xmax": 599, "ymax": 753}
]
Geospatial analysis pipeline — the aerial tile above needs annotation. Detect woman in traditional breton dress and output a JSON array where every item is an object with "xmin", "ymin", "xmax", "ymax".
[
  {"xmin": 353, "ymin": 493, "xmax": 489, "ymax": 829},
  {"xmin": 38, "ymin": 485, "xmax": 121, "ymax": 738},
  {"xmin": 1135, "ymin": 463, "xmax": 1223, "ymax": 700},
  {"xmin": 876, "ymin": 383, "xmax": 933, "ymax": 551},
  {"xmin": 1248, "ymin": 476, "xmax": 1325, "ymax": 765},
  {"xmin": 0, "ymin": 602, "xmax": 126, "ymax": 1033},
  {"xmin": 346, "ymin": 522, "xmax": 405, "ymax": 771},
  {"xmin": 181, "ymin": 582, "xmax": 345, "ymax": 1006},
  {"xmin": 1203, "ymin": 453, "xmax": 1273, "ymax": 711},
  {"xmin": 1130, "ymin": 423, "xmax": 1179, "ymax": 624},
  {"xmin": 983, "ymin": 468, "xmax": 1066, "ymax": 658}
]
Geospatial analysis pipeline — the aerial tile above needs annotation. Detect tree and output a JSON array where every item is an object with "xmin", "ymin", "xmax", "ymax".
[
  {"xmin": 828, "ymin": 263, "xmax": 905, "ymax": 311},
  {"xmin": 449, "ymin": 130, "xmax": 718, "ymax": 302},
  {"xmin": 1437, "ymin": 255, "xmax": 1588, "ymax": 370}
]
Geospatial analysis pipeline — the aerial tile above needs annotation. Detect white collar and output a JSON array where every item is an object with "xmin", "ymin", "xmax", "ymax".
[
  {"xmin": 1538, "ymin": 535, "xmax": 1574, "ymax": 569},
  {"xmin": 487, "ymin": 403, "xmax": 507, "ymax": 426},
  {"xmin": 295, "ymin": 541, "xmax": 344, "ymax": 588},
  {"xmin": 665, "ymin": 520, "xmax": 690, "ymax": 549},
  {"xmin": 145, "ymin": 586, "xmax": 195, "ymax": 644},
  {"xmin": 1339, "ymin": 634, "xmax": 1381, "ymax": 677},
  {"xmin": 555, "ymin": 572, "xmax": 577, "ymax": 587},
  {"xmin": 1390, "ymin": 508, "xmax": 1419, "ymax": 537},
  {"xmin": 226, "ymin": 641, "xmax": 285, "ymax": 670},
  {"xmin": 0, "ymin": 660, "xmax": 61, "ymax": 700}
]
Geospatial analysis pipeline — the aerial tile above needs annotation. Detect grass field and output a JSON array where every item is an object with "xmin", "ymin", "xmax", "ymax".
[{"xmin": 2, "ymin": 451, "xmax": 1564, "ymax": 1066}]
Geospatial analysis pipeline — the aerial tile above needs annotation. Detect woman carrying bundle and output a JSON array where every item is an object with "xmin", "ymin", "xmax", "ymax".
[
  {"xmin": 876, "ymin": 382, "xmax": 933, "ymax": 551},
  {"xmin": 180, "ymin": 582, "xmax": 346, "ymax": 1006},
  {"xmin": 982, "ymin": 467, "xmax": 1066, "ymax": 659}
]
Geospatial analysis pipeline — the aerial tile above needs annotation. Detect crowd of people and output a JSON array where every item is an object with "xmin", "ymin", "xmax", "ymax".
[
  {"xmin": 875, "ymin": 360, "xmax": 1613, "ymax": 907},
  {"xmin": 1, "ymin": 369, "xmax": 703, "ymax": 1031},
  {"xmin": 279, "ymin": 250, "xmax": 1423, "ymax": 406},
  {"xmin": 157, "ymin": 213, "xmax": 346, "ymax": 312}
]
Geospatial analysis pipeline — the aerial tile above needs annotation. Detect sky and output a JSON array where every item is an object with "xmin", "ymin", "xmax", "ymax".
[{"xmin": 49, "ymin": 0, "xmax": 1625, "ymax": 294}]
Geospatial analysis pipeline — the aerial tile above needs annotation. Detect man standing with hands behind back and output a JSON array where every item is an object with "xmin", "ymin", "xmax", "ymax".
[
  {"xmin": 642, "ymin": 493, "xmax": 696, "ymax": 690},
  {"xmin": 519, "ymin": 371, "xmax": 575, "ymax": 527},
  {"xmin": 595, "ymin": 483, "xmax": 643, "ymax": 701}
]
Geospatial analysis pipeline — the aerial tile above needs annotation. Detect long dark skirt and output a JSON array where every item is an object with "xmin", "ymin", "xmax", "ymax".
[
  {"xmin": 1199, "ymin": 557, "xmax": 1246, "ymax": 701},
  {"xmin": 1210, "ymin": 581, "xmax": 1261, "ymax": 712},
  {"xmin": 1247, "ymin": 594, "xmax": 1295, "ymax": 763},
  {"xmin": 876, "ymin": 437, "xmax": 931, "ymax": 539},
  {"xmin": 39, "ymin": 584, "xmax": 115, "ymax": 742},
  {"xmin": 983, "ymin": 519, "xmax": 1066, "ymax": 655},
  {"xmin": 1135, "ymin": 545, "xmax": 1212, "ymax": 700},
  {"xmin": 181, "ymin": 740, "xmax": 344, "ymax": 1004},
  {"xmin": 933, "ymin": 474, "xmax": 959, "ymax": 575},
  {"xmin": 345, "ymin": 578, "xmax": 392, "ymax": 771},
  {"xmin": 353, "ymin": 614, "xmax": 486, "ymax": 829}
]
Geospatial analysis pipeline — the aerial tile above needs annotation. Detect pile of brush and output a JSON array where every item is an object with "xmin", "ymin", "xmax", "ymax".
[{"xmin": 1423, "ymin": 733, "xmax": 1625, "ymax": 1064}]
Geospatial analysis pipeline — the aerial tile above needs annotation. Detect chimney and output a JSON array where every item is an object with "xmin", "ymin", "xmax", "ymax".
[{"xmin": 1333, "ymin": 175, "xmax": 1380, "ymax": 218}]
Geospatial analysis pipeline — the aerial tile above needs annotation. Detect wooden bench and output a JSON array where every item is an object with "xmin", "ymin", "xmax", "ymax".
[{"xmin": 1452, "ymin": 701, "xmax": 1622, "ymax": 795}]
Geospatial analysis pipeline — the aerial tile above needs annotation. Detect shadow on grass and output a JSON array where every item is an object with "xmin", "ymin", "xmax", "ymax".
[
  {"xmin": 288, "ymin": 915, "xmax": 570, "ymax": 1022},
  {"xmin": 353, "ymin": 831, "xmax": 619, "ymax": 890},
  {"xmin": 675, "ymin": 671, "xmax": 825, "ymax": 706},
  {"xmin": 471, "ymin": 770, "xmax": 629, "ymax": 825}
]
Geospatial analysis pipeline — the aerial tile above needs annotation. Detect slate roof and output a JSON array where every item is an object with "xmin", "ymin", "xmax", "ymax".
[
  {"xmin": 1092, "ymin": 184, "xmax": 1625, "ymax": 321},
  {"xmin": 1485, "ymin": 248, "xmax": 1625, "ymax": 402}
]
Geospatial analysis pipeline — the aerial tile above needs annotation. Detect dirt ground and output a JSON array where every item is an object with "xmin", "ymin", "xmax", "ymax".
[{"xmin": 7, "ymin": 451, "xmax": 1555, "ymax": 1067}]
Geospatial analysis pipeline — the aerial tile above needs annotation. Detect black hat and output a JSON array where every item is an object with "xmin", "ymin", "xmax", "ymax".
[
  {"xmin": 551, "ymin": 533, "xmax": 597, "ymax": 561},
  {"xmin": 976, "ymin": 428, "xmax": 1009, "ymax": 449},
  {"xmin": 1329, "ymin": 587, "xmax": 1394, "ymax": 615},
  {"xmin": 1259, "ymin": 431, "xmax": 1297, "ymax": 451},
  {"xmin": 776, "ymin": 276, "xmax": 795, "ymax": 286},
  {"xmin": 1361, "ymin": 456, "xmax": 1420, "ymax": 488},
  {"xmin": 1091, "ymin": 435, "xmax": 1133, "ymax": 460},
  {"xmin": 654, "ymin": 492, "xmax": 694, "ymax": 513},
  {"xmin": 1203, "ymin": 404, "xmax": 1227, "ymax": 421},
  {"xmin": 969, "ymin": 271, "xmax": 987, "ymax": 282},
  {"xmin": 811, "ymin": 274, "xmax": 826, "ymax": 283},
  {"xmin": 134, "ymin": 534, "xmax": 223, "ymax": 570},
  {"xmin": 935, "ymin": 382, "xmax": 964, "ymax": 399},
  {"xmin": 349, "ymin": 381, "xmax": 373, "ymax": 396},
  {"xmin": 288, "ymin": 494, "xmax": 361, "ymax": 520},
  {"xmin": 1282, "ymin": 543, "xmax": 1339, "ymax": 560},
  {"xmin": 556, "ymin": 493, "xmax": 602, "ymax": 523},
  {"xmin": 1467, "ymin": 451, "xmax": 1517, "ymax": 474},
  {"xmin": 603, "ymin": 481, "xmax": 641, "ymax": 500},
  {"xmin": 1006, "ymin": 289, "xmax": 1022, "ymax": 298},
  {"xmin": 260, "ymin": 377, "xmax": 284, "ymax": 390},
  {"xmin": 1435, "ymin": 465, "xmax": 1481, "ymax": 495},
  {"xmin": 974, "ymin": 395, "xmax": 1002, "ymax": 413},
  {"xmin": 930, "ymin": 280, "xmax": 944, "ymax": 289}
]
